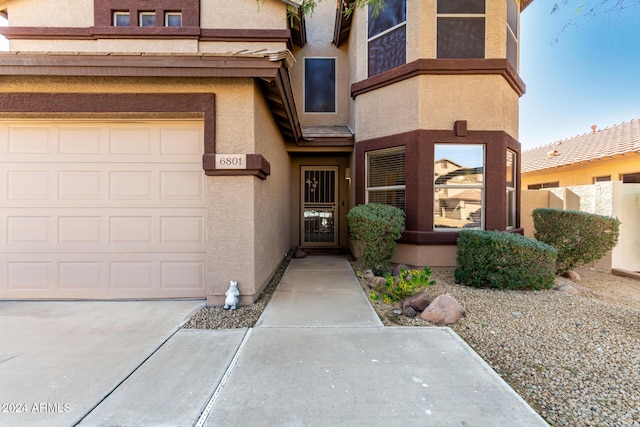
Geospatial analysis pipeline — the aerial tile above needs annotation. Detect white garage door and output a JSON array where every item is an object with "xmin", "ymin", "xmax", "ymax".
[{"xmin": 0, "ymin": 120, "xmax": 207, "ymax": 299}]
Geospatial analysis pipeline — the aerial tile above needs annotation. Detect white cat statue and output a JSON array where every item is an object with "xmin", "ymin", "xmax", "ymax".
[{"xmin": 223, "ymin": 280, "xmax": 240, "ymax": 310}]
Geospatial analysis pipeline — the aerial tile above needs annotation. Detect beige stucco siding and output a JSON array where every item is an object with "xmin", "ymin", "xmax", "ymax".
[
  {"xmin": 354, "ymin": 78, "xmax": 420, "ymax": 141},
  {"xmin": 200, "ymin": 0, "xmax": 287, "ymax": 30},
  {"xmin": 291, "ymin": 0, "xmax": 350, "ymax": 126},
  {"xmin": 253, "ymin": 84, "xmax": 291, "ymax": 296},
  {"xmin": 5, "ymin": 0, "xmax": 94, "ymax": 27},
  {"xmin": 354, "ymin": 74, "xmax": 518, "ymax": 140},
  {"xmin": 419, "ymin": 75, "xmax": 518, "ymax": 136}
]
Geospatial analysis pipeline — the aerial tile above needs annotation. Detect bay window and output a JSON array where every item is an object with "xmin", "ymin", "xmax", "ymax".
[
  {"xmin": 434, "ymin": 144, "xmax": 484, "ymax": 230},
  {"xmin": 437, "ymin": 0, "xmax": 485, "ymax": 59},
  {"xmin": 367, "ymin": 0, "xmax": 406, "ymax": 77}
]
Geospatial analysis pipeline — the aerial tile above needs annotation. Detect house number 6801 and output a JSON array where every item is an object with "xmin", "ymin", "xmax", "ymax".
[{"xmin": 215, "ymin": 154, "xmax": 246, "ymax": 170}]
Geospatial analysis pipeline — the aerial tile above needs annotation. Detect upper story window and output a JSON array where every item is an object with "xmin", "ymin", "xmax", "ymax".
[
  {"xmin": 366, "ymin": 147, "xmax": 406, "ymax": 211},
  {"xmin": 367, "ymin": 0, "xmax": 406, "ymax": 77},
  {"xmin": 437, "ymin": 0, "xmax": 485, "ymax": 59},
  {"xmin": 304, "ymin": 58, "xmax": 336, "ymax": 113},
  {"xmin": 506, "ymin": 0, "xmax": 518, "ymax": 69},
  {"xmin": 434, "ymin": 144, "xmax": 485, "ymax": 230},
  {"xmin": 113, "ymin": 11, "xmax": 130, "ymax": 26},
  {"xmin": 165, "ymin": 12, "xmax": 182, "ymax": 27},
  {"xmin": 139, "ymin": 12, "xmax": 156, "ymax": 27},
  {"xmin": 96, "ymin": 1, "xmax": 197, "ymax": 28}
]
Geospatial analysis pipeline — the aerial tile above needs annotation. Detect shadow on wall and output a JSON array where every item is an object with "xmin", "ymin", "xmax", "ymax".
[{"xmin": 522, "ymin": 181, "xmax": 640, "ymax": 272}]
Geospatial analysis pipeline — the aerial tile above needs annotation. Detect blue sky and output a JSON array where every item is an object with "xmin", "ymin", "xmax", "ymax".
[
  {"xmin": 520, "ymin": 0, "xmax": 640, "ymax": 150},
  {"xmin": 1, "ymin": 4, "xmax": 639, "ymax": 151}
]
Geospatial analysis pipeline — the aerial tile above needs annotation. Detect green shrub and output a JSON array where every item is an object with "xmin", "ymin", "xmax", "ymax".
[
  {"xmin": 455, "ymin": 230, "xmax": 557, "ymax": 290},
  {"xmin": 533, "ymin": 208, "xmax": 620, "ymax": 274},
  {"xmin": 347, "ymin": 203, "xmax": 405, "ymax": 275},
  {"xmin": 370, "ymin": 267, "xmax": 436, "ymax": 304}
]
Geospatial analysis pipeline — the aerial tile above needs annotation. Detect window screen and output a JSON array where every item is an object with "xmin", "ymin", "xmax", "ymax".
[
  {"xmin": 367, "ymin": 0, "xmax": 406, "ymax": 77},
  {"xmin": 437, "ymin": 0, "xmax": 485, "ymax": 59}
]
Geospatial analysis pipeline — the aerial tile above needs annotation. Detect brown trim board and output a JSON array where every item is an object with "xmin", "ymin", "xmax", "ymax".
[
  {"xmin": 355, "ymin": 129, "xmax": 522, "ymax": 245},
  {"xmin": 351, "ymin": 58, "xmax": 526, "ymax": 98},
  {"xmin": 0, "ymin": 53, "xmax": 303, "ymax": 144},
  {"xmin": 0, "ymin": 27, "xmax": 293, "ymax": 47}
]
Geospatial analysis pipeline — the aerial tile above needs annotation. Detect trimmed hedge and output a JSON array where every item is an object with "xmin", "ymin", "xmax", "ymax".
[
  {"xmin": 347, "ymin": 203, "xmax": 405, "ymax": 275},
  {"xmin": 455, "ymin": 230, "xmax": 557, "ymax": 290},
  {"xmin": 533, "ymin": 208, "xmax": 620, "ymax": 274}
]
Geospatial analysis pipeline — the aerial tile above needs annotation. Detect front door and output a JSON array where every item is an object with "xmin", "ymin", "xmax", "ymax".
[{"xmin": 301, "ymin": 167, "xmax": 338, "ymax": 247}]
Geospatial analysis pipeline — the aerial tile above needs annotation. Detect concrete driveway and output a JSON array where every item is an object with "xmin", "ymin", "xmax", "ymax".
[{"xmin": 0, "ymin": 300, "xmax": 203, "ymax": 427}]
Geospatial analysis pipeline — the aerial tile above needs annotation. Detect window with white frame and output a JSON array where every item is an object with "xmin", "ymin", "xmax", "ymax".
[
  {"xmin": 139, "ymin": 11, "xmax": 156, "ymax": 27},
  {"xmin": 113, "ymin": 11, "xmax": 130, "ymax": 26},
  {"xmin": 366, "ymin": 147, "xmax": 406, "ymax": 211},
  {"xmin": 437, "ymin": 0, "xmax": 485, "ymax": 59},
  {"xmin": 506, "ymin": 149, "xmax": 516, "ymax": 229},
  {"xmin": 506, "ymin": 0, "xmax": 518, "ymax": 69},
  {"xmin": 304, "ymin": 58, "xmax": 336, "ymax": 113},
  {"xmin": 434, "ymin": 144, "xmax": 484, "ymax": 230},
  {"xmin": 367, "ymin": 0, "xmax": 406, "ymax": 77},
  {"xmin": 165, "ymin": 12, "xmax": 182, "ymax": 27}
]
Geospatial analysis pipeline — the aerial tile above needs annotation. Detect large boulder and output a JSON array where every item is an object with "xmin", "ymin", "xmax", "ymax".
[
  {"xmin": 420, "ymin": 294, "xmax": 466, "ymax": 325},
  {"xmin": 402, "ymin": 290, "xmax": 431, "ymax": 315}
]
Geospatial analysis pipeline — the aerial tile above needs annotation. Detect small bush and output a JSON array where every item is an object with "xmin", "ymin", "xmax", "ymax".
[
  {"xmin": 370, "ymin": 267, "xmax": 436, "ymax": 304},
  {"xmin": 533, "ymin": 208, "xmax": 620, "ymax": 274},
  {"xmin": 455, "ymin": 230, "xmax": 557, "ymax": 290},
  {"xmin": 347, "ymin": 203, "xmax": 405, "ymax": 275}
]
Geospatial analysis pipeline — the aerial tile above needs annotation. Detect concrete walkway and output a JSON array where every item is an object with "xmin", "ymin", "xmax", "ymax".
[
  {"xmin": 79, "ymin": 256, "xmax": 547, "ymax": 426},
  {"xmin": 0, "ymin": 256, "xmax": 547, "ymax": 426}
]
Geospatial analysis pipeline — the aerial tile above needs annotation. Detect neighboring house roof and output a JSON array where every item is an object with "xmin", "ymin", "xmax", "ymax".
[{"xmin": 522, "ymin": 118, "xmax": 640, "ymax": 173}]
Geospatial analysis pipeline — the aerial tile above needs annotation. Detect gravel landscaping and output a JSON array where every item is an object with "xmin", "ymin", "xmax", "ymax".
[{"xmin": 184, "ymin": 260, "xmax": 639, "ymax": 426}]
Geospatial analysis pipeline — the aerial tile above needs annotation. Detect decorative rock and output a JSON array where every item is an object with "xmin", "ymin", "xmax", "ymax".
[
  {"xmin": 565, "ymin": 270, "xmax": 581, "ymax": 281},
  {"xmin": 420, "ymin": 294, "xmax": 466, "ymax": 325},
  {"xmin": 294, "ymin": 248, "xmax": 307, "ymax": 258},
  {"xmin": 392, "ymin": 309, "xmax": 403, "ymax": 315},
  {"xmin": 392, "ymin": 264, "xmax": 410, "ymax": 276},
  {"xmin": 374, "ymin": 277, "xmax": 387, "ymax": 288},
  {"xmin": 361, "ymin": 270, "xmax": 375, "ymax": 282},
  {"xmin": 512, "ymin": 311, "xmax": 522, "ymax": 318},
  {"xmin": 404, "ymin": 306, "xmax": 417, "ymax": 318},
  {"xmin": 555, "ymin": 284, "xmax": 578, "ymax": 295},
  {"xmin": 402, "ymin": 290, "xmax": 431, "ymax": 313}
]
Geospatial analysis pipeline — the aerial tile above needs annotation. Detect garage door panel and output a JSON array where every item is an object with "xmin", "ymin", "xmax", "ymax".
[{"xmin": 0, "ymin": 121, "xmax": 206, "ymax": 299}]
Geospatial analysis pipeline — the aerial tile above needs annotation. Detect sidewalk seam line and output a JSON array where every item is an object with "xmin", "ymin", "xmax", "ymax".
[{"xmin": 194, "ymin": 327, "xmax": 253, "ymax": 427}]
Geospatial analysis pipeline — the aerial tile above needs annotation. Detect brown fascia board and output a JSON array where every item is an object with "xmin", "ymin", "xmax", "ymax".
[
  {"xmin": 0, "ymin": 53, "xmax": 283, "ymax": 79},
  {"xmin": 332, "ymin": 0, "xmax": 353, "ymax": 47},
  {"xmin": 0, "ymin": 52, "xmax": 302, "ymax": 143},
  {"xmin": 521, "ymin": 0, "xmax": 535, "ymax": 11}
]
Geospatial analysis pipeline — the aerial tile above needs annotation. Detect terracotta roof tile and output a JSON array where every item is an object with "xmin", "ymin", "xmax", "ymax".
[{"xmin": 522, "ymin": 119, "xmax": 640, "ymax": 173}]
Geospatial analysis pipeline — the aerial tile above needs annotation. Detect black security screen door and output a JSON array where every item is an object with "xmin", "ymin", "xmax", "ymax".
[{"xmin": 301, "ymin": 167, "xmax": 338, "ymax": 246}]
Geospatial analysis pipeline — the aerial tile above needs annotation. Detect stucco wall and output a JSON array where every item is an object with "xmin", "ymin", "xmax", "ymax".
[
  {"xmin": 0, "ymin": 75, "xmax": 290, "ymax": 303},
  {"xmin": 290, "ymin": 0, "xmax": 350, "ymax": 127},
  {"xmin": 354, "ymin": 74, "xmax": 518, "ymax": 141},
  {"xmin": 201, "ymin": 0, "xmax": 286, "ymax": 30},
  {"xmin": 522, "ymin": 154, "xmax": 640, "ymax": 188},
  {"xmin": 4, "ymin": 0, "xmax": 94, "ymax": 27},
  {"xmin": 252, "ymin": 83, "xmax": 291, "ymax": 299},
  {"xmin": 522, "ymin": 182, "xmax": 640, "ymax": 272}
]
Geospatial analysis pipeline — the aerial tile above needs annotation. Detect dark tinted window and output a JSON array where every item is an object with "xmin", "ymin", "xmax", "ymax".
[
  {"xmin": 437, "ymin": 18, "xmax": 485, "ymax": 58},
  {"xmin": 368, "ymin": 26, "xmax": 406, "ymax": 76},
  {"xmin": 437, "ymin": 0, "xmax": 485, "ymax": 14},
  {"xmin": 304, "ymin": 58, "xmax": 336, "ymax": 113},
  {"xmin": 368, "ymin": 0, "xmax": 406, "ymax": 38}
]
